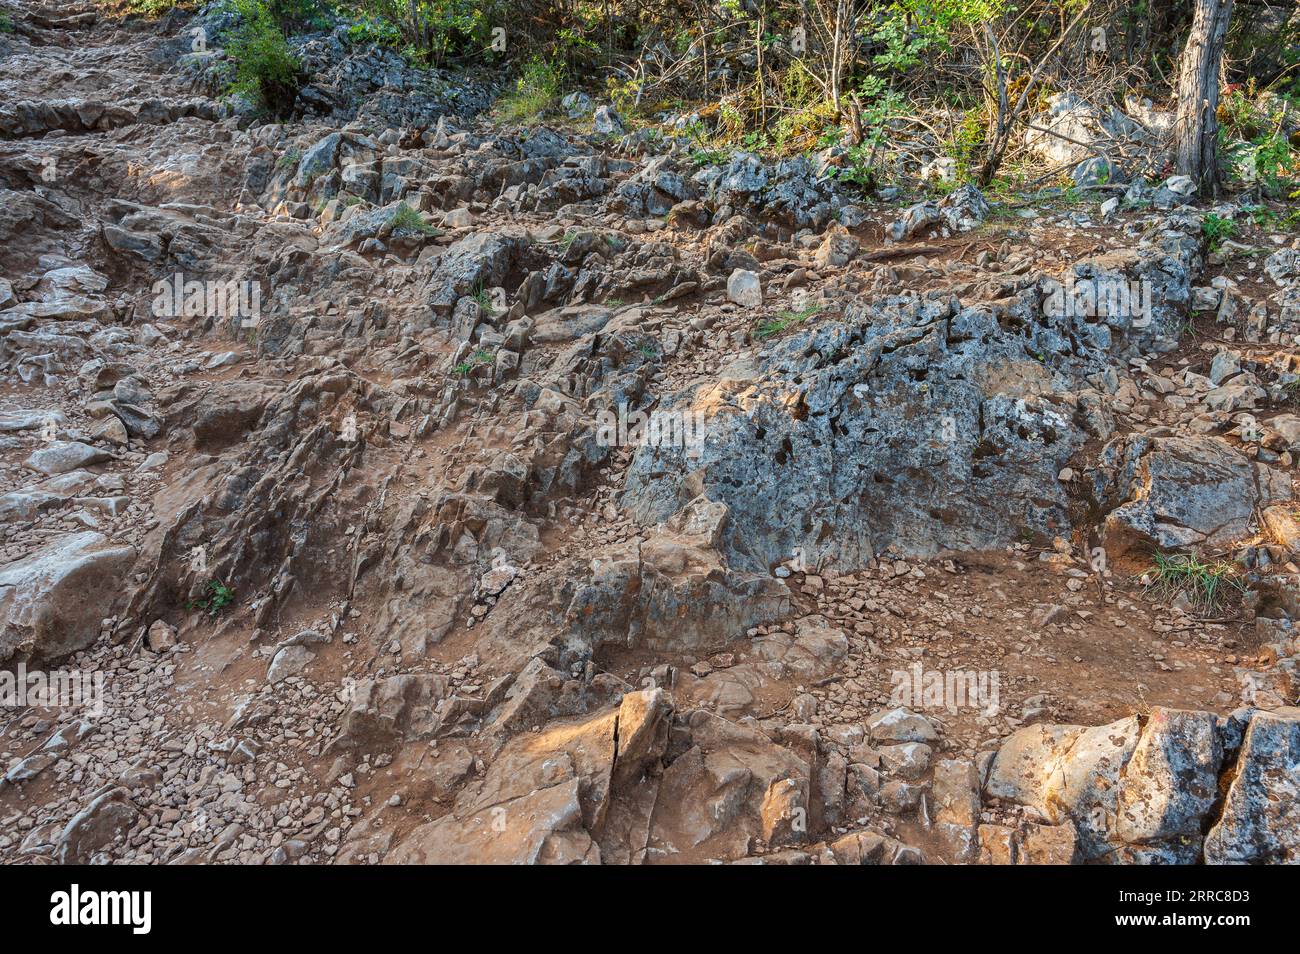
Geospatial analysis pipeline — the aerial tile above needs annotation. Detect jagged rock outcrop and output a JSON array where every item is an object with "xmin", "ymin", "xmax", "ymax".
[{"xmin": 984, "ymin": 706, "xmax": 1298, "ymax": 864}]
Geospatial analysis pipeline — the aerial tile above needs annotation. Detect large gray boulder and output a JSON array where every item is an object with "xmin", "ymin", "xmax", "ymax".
[
  {"xmin": 1204, "ymin": 707, "xmax": 1300, "ymax": 864},
  {"xmin": 425, "ymin": 232, "xmax": 530, "ymax": 317},
  {"xmin": 54, "ymin": 788, "xmax": 138, "ymax": 863},
  {"xmin": 621, "ymin": 293, "xmax": 1093, "ymax": 570},
  {"xmin": 987, "ymin": 707, "xmax": 1298, "ymax": 864},
  {"xmin": 1115, "ymin": 708, "xmax": 1223, "ymax": 861},
  {"xmin": 0, "ymin": 532, "xmax": 135, "ymax": 663},
  {"xmin": 24, "ymin": 440, "xmax": 111, "ymax": 476},
  {"xmin": 1094, "ymin": 434, "xmax": 1288, "ymax": 556},
  {"xmin": 294, "ymin": 131, "xmax": 342, "ymax": 187}
]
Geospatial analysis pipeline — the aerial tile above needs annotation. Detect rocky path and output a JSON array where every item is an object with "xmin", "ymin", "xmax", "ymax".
[{"xmin": 0, "ymin": 2, "xmax": 1297, "ymax": 864}]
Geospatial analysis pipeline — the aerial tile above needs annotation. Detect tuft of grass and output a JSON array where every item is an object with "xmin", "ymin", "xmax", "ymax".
[
  {"xmin": 389, "ymin": 201, "xmax": 437, "ymax": 236},
  {"xmin": 690, "ymin": 148, "xmax": 728, "ymax": 167},
  {"xmin": 1143, "ymin": 553, "xmax": 1244, "ymax": 615},
  {"xmin": 188, "ymin": 580, "xmax": 236, "ymax": 618},
  {"xmin": 470, "ymin": 283, "xmax": 496, "ymax": 316},
  {"xmin": 755, "ymin": 304, "xmax": 822, "ymax": 341},
  {"xmin": 0, "ymin": 11, "xmax": 14, "ymax": 32},
  {"xmin": 453, "ymin": 348, "xmax": 493, "ymax": 376}
]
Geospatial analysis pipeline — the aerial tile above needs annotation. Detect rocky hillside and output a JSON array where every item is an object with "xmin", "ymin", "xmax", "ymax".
[{"xmin": 0, "ymin": 2, "xmax": 1297, "ymax": 865}]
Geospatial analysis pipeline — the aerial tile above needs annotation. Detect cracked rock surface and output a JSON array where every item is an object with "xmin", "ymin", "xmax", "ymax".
[{"xmin": 1, "ymin": 1, "xmax": 1298, "ymax": 866}]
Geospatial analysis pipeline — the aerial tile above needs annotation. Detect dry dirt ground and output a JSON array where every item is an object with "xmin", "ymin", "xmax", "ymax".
[{"xmin": 1, "ymin": 2, "xmax": 1297, "ymax": 866}]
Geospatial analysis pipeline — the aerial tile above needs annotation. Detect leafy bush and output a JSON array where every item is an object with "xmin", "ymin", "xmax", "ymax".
[
  {"xmin": 1201, "ymin": 212, "xmax": 1236, "ymax": 251},
  {"xmin": 334, "ymin": 0, "xmax": 489, "ymax": 65},
  {"xmin": 345, "ymin": 14, "xmax": 403, "ymax": 49},
  {"xmin": 1251, "ymin": 131, "xmax": 1295, "ymax": 194},
  {"xmin": 496, "ymin": 55, "xmax": 564, "ymax": 122},
  {"xmin": 226, "ymin": 0, "xmax": 302, "ymax": 116},
  {"xmin": 126, "ymin": 0, "xmax": 183, "ymax": 15}
]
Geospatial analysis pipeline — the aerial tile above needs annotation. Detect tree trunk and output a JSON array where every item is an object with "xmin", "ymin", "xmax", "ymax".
[{"xmin": 1172, "ymin": 0, "xmax": 1235, "ymax": 197}]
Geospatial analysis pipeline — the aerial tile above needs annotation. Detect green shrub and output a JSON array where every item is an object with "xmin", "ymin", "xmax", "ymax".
[
  {"xmin": 1201, "ymin": 212, "xmax": 1236, "ymax": 251},
  {"xmin": 497, "ymin": 55, "xmax": 564, "ymax": 122},
  {"xmin": 453, "ymin": 349, "xmax": 493, "ymax": 376},
  {"xmin": 345, "ymin": 13, "xmax": 403, "ymax": 49},
  {"xmin": 126, "ymin": 0, "xmax": 182, "ymax": 15},
  {"xmin": 336, "ymin": 0, "xmax": 488, "ymax": 66},
  {"xmin": 226, "ymin": 0, "xmax": 302, "ymax": 116}
]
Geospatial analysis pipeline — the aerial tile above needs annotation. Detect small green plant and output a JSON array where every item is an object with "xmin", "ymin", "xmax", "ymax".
[
  {"xmin": 1202, "ymin": 212, "xmax": 1237, "ymax": 252},
  {"xmin": 276, "ymin": 148, "xmax": 300, "ymax": 171},
  {"xmin": 755, "ymin": 304, "xmax": 821, "ymax": 341},
  {"xmin": 497, "ymin": 55, "xmax": 563, "ymax": 123},
  {"xmin": 835, "ymin": 143, "xmax": 879, "ymax": 193},
  {"xmin": 469, "ymin": 284, "xmax": 496, "ymax": 316},
  {"xmin": 389, "ymin": 202, "xmax": 436, "ymax": 236},
  {"xmin": 690, "ymin": 147, "xmax": 728, "ymax": 167},
  {"xmin": 0, "ymin": 11, "xmax": 15, "ymax": 31},
  {"xmin": 189, "ymin": 580, "xmax": 236, "ymax": 618},
  {"xmin": 1251, "ymin": 130, "xmax": 1294, "ymax": 195},
  {"xmin": 1143, "ymin": 553, "xmax": 1244, "ymax": 614},
  {"xmin": 949, "ymin": 107, "xmax": 986, "ymax": 182},
  {"xmin": 452, "ymin": 349, "xmax": 493, "ymax": 376}
]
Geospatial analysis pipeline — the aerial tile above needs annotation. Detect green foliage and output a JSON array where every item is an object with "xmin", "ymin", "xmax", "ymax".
[
  {"xmin": 1251, "ymin": 131, "xmax": 1294, "ymax": 194},
  {"xmin": 835, "ymin": 143, "xmax": 877, "ymax": 193},
  {"xmin": 398, "ymin": 0, "xmax": 488, "ymax": 65},
  {"xmin": 690, "ymin": 147, "xmax": 728, "ymax": 166},
  {"xmin": 1247, "ymin": 198, "xmax": 1300, "ymax": 232},
  {"xmin": 125, "ymin": 0, "xmax": 182, "ymax": 15},
  {"xmin": 390, "ymin": 202, "xmax": 437, "ymax": 235},
  {"xmin": 1201, "ymin": 213, "xmax": 1236, "ymax": 251},
  {"xmin": 949, "ymin": 107, "xmax": 986, "ymax": 182},
  {"xmin": 1218, "ymin": 85, "xmax": 1298, "ymax": 196},
  {"xmin": 345, "ymin": 13, "xmax": 403, "ymax": 49},
  {"xmin": 0, "ymin": 11, "xmax": 13, "ymax": 32},
  {"xmin": 855, "ymin": 75, "xmax": 907, "ymax": 152},
  {"xmin": 452, "ymin": 348, "xmax": 493, "ymax": 376},
  {"xmin": 497, "ymin": 55, "xmax": 564, "ymax": 122},
  {"xmin": 755, "ymin": 304, "xmax": 821, "ymax": 341},
  {"xmin": 189, "ymin": 580, "xmax": 236, "ymax": 617},
  {"xmin": 1143, "ymin": 553, "xmax": 1244, "ymax": 615},
  {"xmin": 470, "ymin": 283, "xmax": 496, "ymax": 315},
  {"xmin": 226, "ymin": 0, "xmax": 301, "ymax": 116}
]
